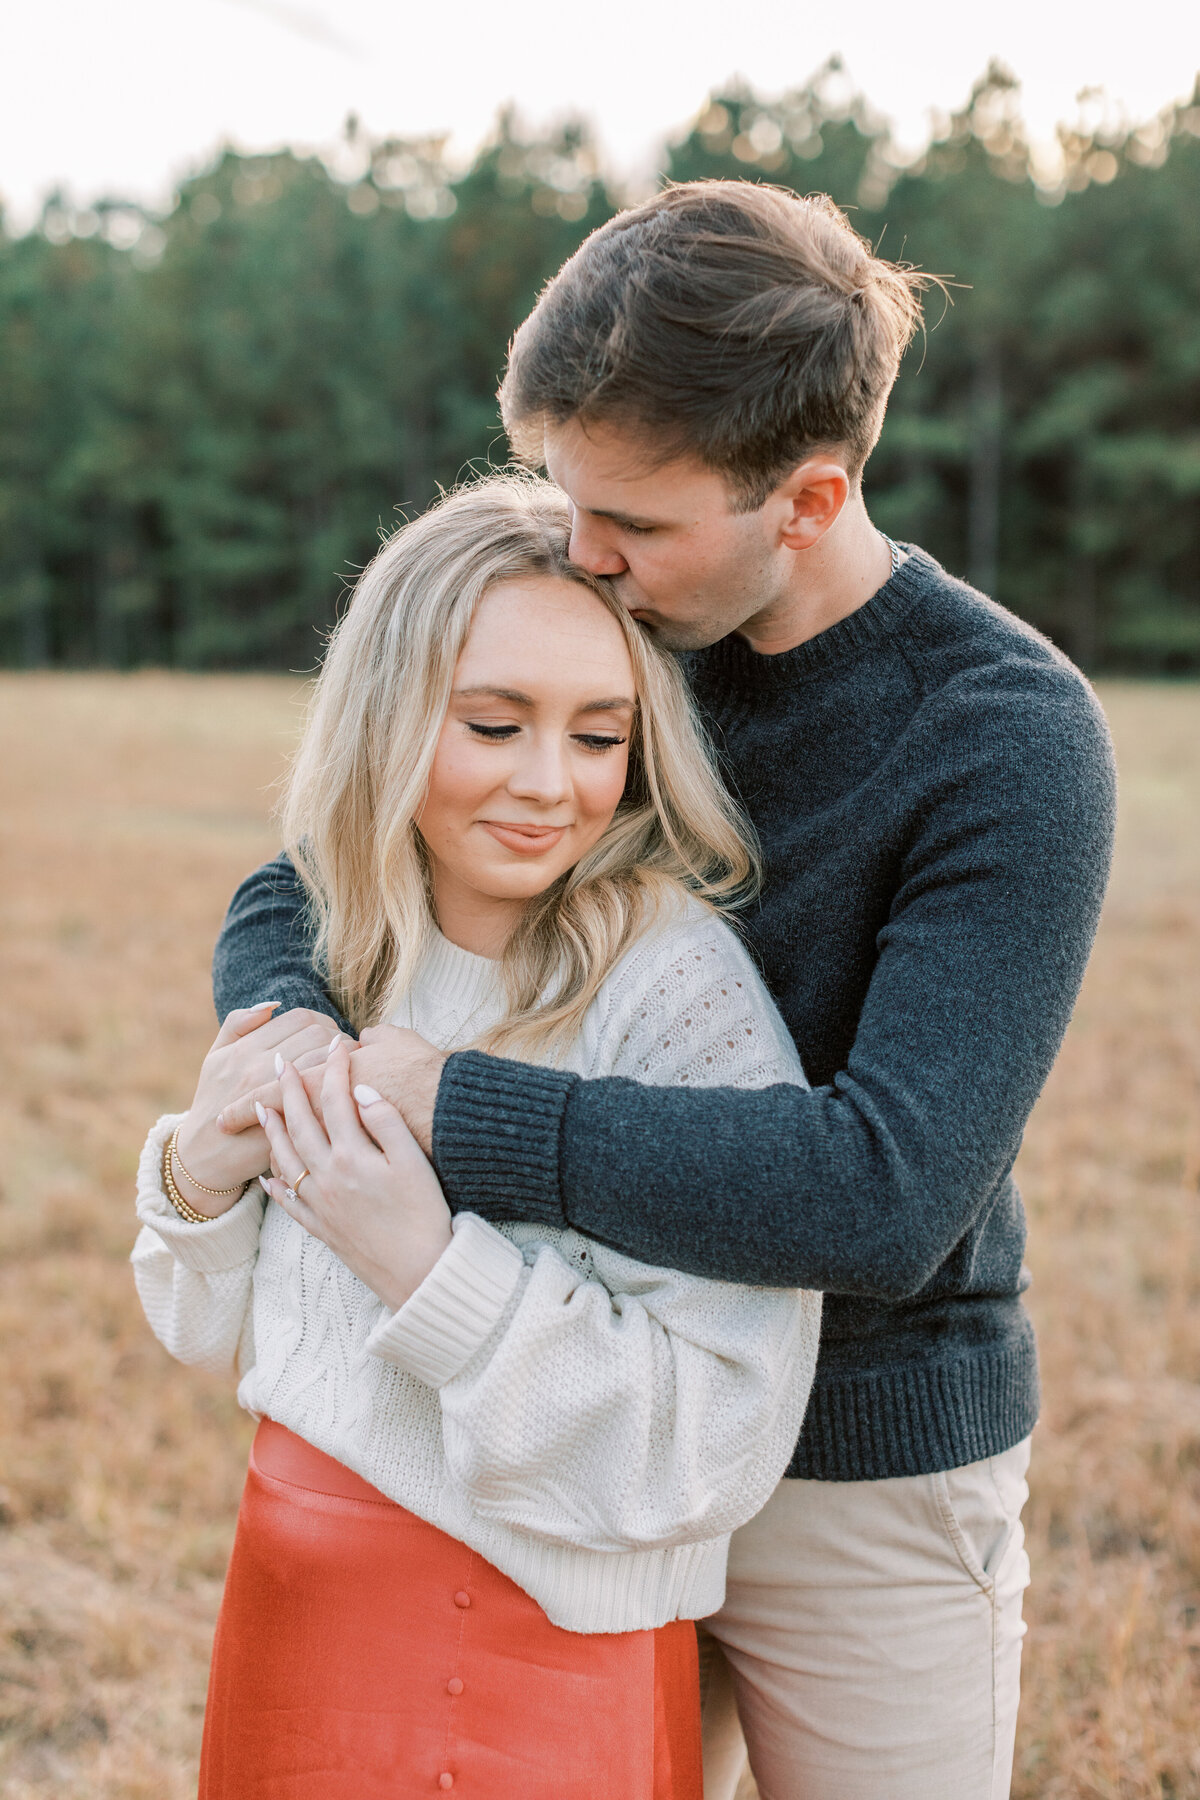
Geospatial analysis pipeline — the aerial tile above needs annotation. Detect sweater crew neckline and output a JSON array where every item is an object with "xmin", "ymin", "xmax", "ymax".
[
  {"xmin": 697, "ymin": 545, "xmax": 934, "ymax": 695},
  {"xmin": 405, "ymin": 930, "xmax": 502, "ymax": 1021}
]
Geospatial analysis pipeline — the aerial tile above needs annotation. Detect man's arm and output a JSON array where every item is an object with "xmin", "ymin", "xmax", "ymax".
[
  {"xmin": 216, "ymin": 674, "xmax": 1116, "ymax": 1301},
  {"xmin": 213, "ymin": 851, "xmax": 354, "ymax": 1035},
  {"xmin": 430, "ymin": 669, "xmax": 1117, "ymax": 1299}
]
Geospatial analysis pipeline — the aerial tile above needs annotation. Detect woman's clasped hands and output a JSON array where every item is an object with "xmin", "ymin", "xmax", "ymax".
[
  {"xmin": 172, "ymin": 1002, "xmax": 342, "ymax": 1215},
  {"xmin": 258, "ymin": 1037, "xmax": 453, "ymax": 1314}
]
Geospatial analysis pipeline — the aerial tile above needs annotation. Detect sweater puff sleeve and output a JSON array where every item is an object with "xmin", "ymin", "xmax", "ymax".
[
  {"xmin": 368, "ymin": 907, "xmax": 823, "ymax": 1554},
  {"xmin": 131, "ymin": 1112, "xmax": 266, "ymax": 1380}
]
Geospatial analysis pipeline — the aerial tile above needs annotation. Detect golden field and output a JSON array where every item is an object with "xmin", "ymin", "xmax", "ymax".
[{"xmin": 0, "ymin": 672, "xmax": 1197, "ymax": 1799}]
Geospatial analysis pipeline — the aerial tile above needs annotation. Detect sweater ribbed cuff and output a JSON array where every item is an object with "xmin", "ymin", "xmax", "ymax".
[
  {"xmin": 135, "ymin": 1113, "xmax": 267, "ymax": 1273},
  {"xmin": 366, "ymin": 1213, "xmax": 525, "ymax": 1387},
  {"xmin": 433, "ymin": 1050, "xmax": 574, "ymax": 1228}
]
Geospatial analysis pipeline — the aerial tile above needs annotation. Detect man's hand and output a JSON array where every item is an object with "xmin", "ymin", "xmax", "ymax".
[
  {"xmin": 218, "ymin": 1022, "xmax": 446, "ymax": 1159},
  {"xmin": 350, "ymin": 1027, "xmax": 445, "ymax": 1159}
]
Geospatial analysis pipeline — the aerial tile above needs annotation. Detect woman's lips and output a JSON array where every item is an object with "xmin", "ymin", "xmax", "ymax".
[{"xmin": 479, "ymin": 821, "xmax": 568, "ymax": 856}]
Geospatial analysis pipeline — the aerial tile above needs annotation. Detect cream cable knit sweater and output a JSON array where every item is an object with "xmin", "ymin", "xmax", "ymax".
[{"xmin": 133, "ymin": 898, "xmax": 821, "ymax": 1633}]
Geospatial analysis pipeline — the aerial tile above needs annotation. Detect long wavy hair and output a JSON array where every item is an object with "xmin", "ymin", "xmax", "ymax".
[{"xmin": 280, "ymin": 473, "xmax": 757, "ymax": 1058}]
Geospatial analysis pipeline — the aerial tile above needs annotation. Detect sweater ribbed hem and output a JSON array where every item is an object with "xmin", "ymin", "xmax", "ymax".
[
  {"xmin": 135, "ymin": 1114, "xmax": 267, "ymax": 1273},
  {"xmin": 786, "ymin": 1339, "xmax": 1040, "ymax": 1481},
  {"xmin": 367, "ymin": 1212, "xmax": 525, "ymax": 1388},
  {"xmin": 465, "ymin": 1517, "xmax": 729, "ymax": 1634},
  {"xmin": 434, "ymin": 1050, "xmax": 573, "ymax": 1228}
]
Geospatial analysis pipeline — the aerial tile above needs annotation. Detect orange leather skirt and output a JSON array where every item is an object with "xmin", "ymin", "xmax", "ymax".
[{"xmin": 199, "ymin": 1419, "xmax": 703, "ymax": 1799}]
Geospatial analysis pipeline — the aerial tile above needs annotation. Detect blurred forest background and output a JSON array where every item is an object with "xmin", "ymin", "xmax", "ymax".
[{"xmin": 3, "ymin": 59, "xmax": 1199, "ymax": 675}]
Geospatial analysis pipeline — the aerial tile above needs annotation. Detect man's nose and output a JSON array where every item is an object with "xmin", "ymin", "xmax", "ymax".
[{"xmin": 568, "ymin": 511, "xmax": 629, "ymax": 577}]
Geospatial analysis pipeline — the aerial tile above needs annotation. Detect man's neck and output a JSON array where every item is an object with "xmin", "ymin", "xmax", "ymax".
[{"xmin": 738, "ymin": 494, "xmax": 895, "ymax": 657}]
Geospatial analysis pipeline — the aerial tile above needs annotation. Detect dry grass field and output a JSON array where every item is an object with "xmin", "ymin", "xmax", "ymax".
[{"xmin": 0, "ymin": 672, "xmax": 1196, "ymax": 1799}]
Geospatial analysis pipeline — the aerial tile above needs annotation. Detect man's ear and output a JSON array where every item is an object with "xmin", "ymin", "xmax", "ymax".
[{"xmin": 771, "ymin": 458, "xmax": 851, "ymax": 551}]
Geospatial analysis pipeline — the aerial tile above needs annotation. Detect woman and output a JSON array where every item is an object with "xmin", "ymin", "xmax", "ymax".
[{"xmin": 132, "ymin": 474, "xmax": 820, "ymax": 1799}]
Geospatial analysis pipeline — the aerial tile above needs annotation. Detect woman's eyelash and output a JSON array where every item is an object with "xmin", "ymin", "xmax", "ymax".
[
  {"xmin": 465, "ymin": 723, "xmax": 625, "ymax": 753},
  {"xmin": 620, "ymin": 521, "xmax": 651, "ymax": 537}
]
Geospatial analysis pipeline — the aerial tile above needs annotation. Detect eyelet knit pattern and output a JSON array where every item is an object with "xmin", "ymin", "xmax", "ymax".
[{"xmin": 133, "ymin": 899, "xmax": 821, "ymax": 1633}]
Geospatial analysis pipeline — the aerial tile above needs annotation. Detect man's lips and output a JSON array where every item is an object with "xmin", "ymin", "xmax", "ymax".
[{"xmin": 479, "ymin": 821, "xmax": 569, "ymax": 856}]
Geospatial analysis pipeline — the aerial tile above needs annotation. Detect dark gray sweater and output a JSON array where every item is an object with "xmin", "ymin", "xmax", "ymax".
[{"xmin": 213, "ymin": 548, "xmax": 1116, "ymax": 1482}]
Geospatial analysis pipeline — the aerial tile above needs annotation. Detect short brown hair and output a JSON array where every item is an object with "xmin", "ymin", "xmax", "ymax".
[{"xmin": 500, "ymin": 181, "xmax": 927, "ymax": 509}]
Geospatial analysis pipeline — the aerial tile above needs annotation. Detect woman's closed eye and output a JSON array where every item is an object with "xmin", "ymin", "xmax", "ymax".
[
  {"xmin": 465, "ymin": 722, "xmax": 626, "ymax": 754},
  {"xmin": 465, "ymin": 722, "xmax": 520, "ymax": 741},
  {"xmin": 573, "ymin": 734, "xmax": 627, "ymax": 754}
]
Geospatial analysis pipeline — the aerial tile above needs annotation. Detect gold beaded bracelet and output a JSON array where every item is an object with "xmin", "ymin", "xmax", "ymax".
[
  {"xmin": 162, "ymin": 1126, "xmax": 247, "ymax": 1224},
  {"xmin": 172, "ymin": 1131, "xmax": 246, "ymax": 1198}
]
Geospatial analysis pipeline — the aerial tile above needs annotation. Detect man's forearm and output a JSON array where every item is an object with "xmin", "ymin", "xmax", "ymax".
[
  {"xmin": 433, "ymin": 1050, "xmax": 1016, "ymax": 1299},
  {"xmin": 212, "ymin": 853, "xmax": 353, "ymax": 1033}
]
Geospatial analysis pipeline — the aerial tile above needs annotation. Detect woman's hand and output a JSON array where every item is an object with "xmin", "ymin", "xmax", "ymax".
[
  {"xmin": 174, "ymin": 1003, "xmax": 342, "ymax": 1213},
  {"xmin": 258, "ymin": 1037, "xmax": 453, "ymax": 1313}
]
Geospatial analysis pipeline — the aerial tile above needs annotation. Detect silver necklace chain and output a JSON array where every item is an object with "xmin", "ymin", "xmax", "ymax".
[{"xmin": 880, "ymin": 532, "xmax": 902, "ymax": 578}]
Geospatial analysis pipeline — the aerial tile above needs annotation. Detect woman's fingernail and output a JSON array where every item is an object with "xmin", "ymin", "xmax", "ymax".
[
  {"xmin": 354, "ymin": 1084, "xmax": 383, "ymax": 1107},
  {"xmin": 274, "ymin": 1053, "xmax": 285, "ymax": 1076},
  {"xmin": 325, "ymin": 1034, "xmax": 341, "ymax": 1054},
  {"xmin": 257, "ymin": 999, "xmax": 280, "ymax": 1011},
  {"xmin": 255, "ymin": 1101, "xmax": 268, "ymax": 1126},
  {"xmin": 216, "ymin": 1111, "xmax": 224, "ymax": 1130}
]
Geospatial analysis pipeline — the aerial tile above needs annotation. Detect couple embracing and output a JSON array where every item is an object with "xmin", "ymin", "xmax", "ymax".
[{"xmin": 133, "ymin": 180, "xmax": 1115, "ymax": 1799}]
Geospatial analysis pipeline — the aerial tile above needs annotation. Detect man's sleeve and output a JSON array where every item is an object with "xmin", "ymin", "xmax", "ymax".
[
  {"xmin": 432, "ymin": 668, "xmax": 1117, "ymax": 1299},
  {"xmin": 211, "ymin": 851, "xmax": 354, "ymax": 1032}
]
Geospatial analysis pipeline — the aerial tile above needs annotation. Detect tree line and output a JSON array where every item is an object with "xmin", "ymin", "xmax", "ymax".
[{"xmin": 2, "ymin": 62, "xmax": 1198, "ymax": 672}]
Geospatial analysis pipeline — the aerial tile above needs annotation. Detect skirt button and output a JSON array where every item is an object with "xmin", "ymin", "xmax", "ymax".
[
  {"xmin": 453, "ymin": 1590, "xmax": 471, "ymax": 1608},
  {"xmin": 446, "ymin": 1676, "xmax": 464, "ymax": 1696},
  {"xmin": 439, "ymin": 1775, "xmax": 455, "ymax": 1790}
]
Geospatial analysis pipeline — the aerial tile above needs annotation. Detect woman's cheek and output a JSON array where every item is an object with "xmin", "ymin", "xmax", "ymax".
[
  {"xmin": 419, "ymin": 742, "xmax": 497, "ymax": 846},
  {"xmin": 580, "ymin": 750, "xmax": 630, "ymax": 833}
]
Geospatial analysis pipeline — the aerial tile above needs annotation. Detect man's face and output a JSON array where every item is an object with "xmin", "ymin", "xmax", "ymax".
[{"xmin": 544, "ymin": 417, "xmax": 789, "ymax": 651}]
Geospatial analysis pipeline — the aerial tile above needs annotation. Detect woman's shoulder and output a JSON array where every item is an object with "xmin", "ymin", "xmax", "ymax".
[
  {"xmin": 603, "ymin": 889, "xmax": 751, "ymax": 995},
  {"xmin": 578, "ymin": 891, "xmax": 807, "ymax": 1088}
]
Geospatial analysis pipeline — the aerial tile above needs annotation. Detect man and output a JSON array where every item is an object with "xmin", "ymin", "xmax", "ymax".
[{"xmin": 215, "ymin": 182, "xmax": 1115, "ymax": 1798}]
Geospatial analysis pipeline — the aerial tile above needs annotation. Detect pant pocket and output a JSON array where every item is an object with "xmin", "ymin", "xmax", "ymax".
[
  {"xmin": 934, "ymin": 1438, "xmax": 1032, "ymax": 1595},
  {"xmin": 932, "ymin": 1469, "xmax": 995, "ymax": 1593}
]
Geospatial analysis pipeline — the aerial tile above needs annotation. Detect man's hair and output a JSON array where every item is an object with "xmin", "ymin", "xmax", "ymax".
[{"xmin": 500, "ymin": 180, "xmax": 928, "ymax": 510}]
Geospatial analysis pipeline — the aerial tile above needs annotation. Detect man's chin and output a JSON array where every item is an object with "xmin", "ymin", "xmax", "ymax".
[{"xmin": 632, "ymin": 611, "xmax": 728, "ymax": 653}]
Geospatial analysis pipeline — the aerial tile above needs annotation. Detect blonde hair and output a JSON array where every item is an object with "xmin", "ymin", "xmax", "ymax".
[{"xmin": 280, "ymin": 473, "xmax": 756, "ymax": 1058}]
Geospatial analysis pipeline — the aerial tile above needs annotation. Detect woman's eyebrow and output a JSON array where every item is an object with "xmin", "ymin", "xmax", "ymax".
[
  {"xmin": 453, "ymin": 685, "xmax": 534, "ymax": 705},
  {"xmin": 453, "ymin": 686, "xmax": 635, "ymax": 715},
  {"xmin": 577, "ymin": 696, "xmax": 636, "ymax": 715}
]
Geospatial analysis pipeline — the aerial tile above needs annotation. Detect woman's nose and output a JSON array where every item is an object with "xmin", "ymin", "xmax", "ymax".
[
  {"xmin": 568, "ymin": 512, "xmax": 628, "ymax": 578},
  {"xmin": 507, "ymin": 737, "xmax": 572, "ymax": 805}
]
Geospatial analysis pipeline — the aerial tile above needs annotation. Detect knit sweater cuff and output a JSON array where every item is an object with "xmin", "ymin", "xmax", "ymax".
[
  {"xmin": 135, "ymin": 1113, "xmax": 267, "ymax": 1273},
  {"xmin": 366, "ymin": 1212, "xmax": 525, "ymax": 1388},
  {"xmin": 433, "ymin": 1050, "xmax": 573, "ymax": 1228}
]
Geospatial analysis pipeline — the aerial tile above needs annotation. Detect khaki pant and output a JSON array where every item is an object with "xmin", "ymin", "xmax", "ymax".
[{"xmin": 699, "ymin": 1438, "xmax": 1032, "ymax": 1800}]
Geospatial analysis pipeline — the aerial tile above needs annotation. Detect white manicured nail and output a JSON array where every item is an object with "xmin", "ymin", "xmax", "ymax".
[
  {"xmin": 274, "ymin": 1053, "xmax": 285, "ymax": 1076},
  {"xmin": 354, "ymin": 1084, "xmax": 383, "ymax": 1107},
  {"xmin": 255, "ymin": 1101, "xmax": 267, "ymax": 1126}
]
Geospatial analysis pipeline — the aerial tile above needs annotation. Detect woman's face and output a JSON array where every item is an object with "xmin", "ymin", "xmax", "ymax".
[{"xmin": 416, "ymin": 575, "xmax": 637, "ymax": 952}]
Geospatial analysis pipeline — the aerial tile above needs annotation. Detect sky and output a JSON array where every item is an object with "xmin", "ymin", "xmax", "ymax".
[{"xmin": 3, "ymin": 0, "xmax": 1199, "ymax": 226}]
